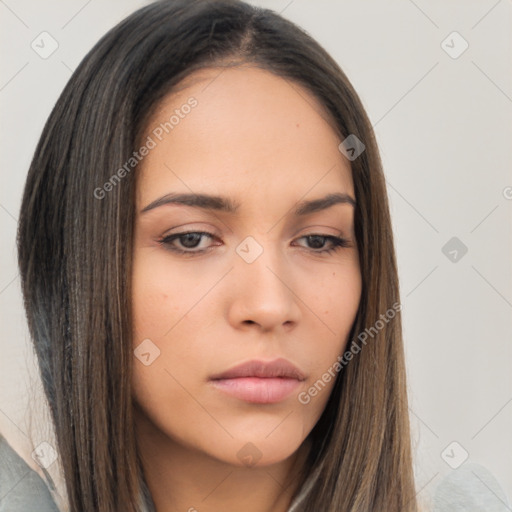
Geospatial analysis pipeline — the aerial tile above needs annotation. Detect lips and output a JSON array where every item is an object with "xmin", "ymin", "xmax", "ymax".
[
  {"xmin": 210, "ymin": 358, "xmax": 306, "ymax": 380},
  {"xmin": 209, "ymin": 358, "xmax": 306, "ymax": 404}
]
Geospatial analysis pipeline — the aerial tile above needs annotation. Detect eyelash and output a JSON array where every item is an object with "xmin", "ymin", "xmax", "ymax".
[{"xmin": 158, "ymin": 231, "xmax": 351, "ymax": 256}]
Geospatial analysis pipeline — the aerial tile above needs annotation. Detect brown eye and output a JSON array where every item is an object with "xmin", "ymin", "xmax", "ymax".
[
  {"xmin": 176, "ymin": 233, "xmax": 203, "ymax": 248},
  {"xmin": 159, "ymin": 231, "xmax": 217, "ymax": 255},
  {"xmin": 295, "ymin": 234, "xmax": 351, "ymax": 254}
]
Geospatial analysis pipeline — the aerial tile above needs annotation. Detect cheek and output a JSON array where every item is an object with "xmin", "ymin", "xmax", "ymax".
[
  {"xmin": 301, "ymin": 260, "xmax": 362, "ymax": 336},
  {"xmin": 130, "ymin": 252, "xmax": 218, "ymax": 421},
  {"xmin": 131, "ymin": 251, "xmax": 200, "ymax": 341},
  {"xmin": 297, "ymin": 262, "xmax": 361, "ymax": 390},
  {"xmin": 130, "ymin": 258, "xmax": 212, "ymax": 447}
]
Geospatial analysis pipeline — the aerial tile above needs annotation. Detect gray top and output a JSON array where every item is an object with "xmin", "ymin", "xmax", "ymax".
[
  {"xmin": 432, "ymin": 462, "xmax": 511, "ymax": 512},
  {"xmin": 0, "ymin": 435, "xmax": 59, "ymax": 512}
]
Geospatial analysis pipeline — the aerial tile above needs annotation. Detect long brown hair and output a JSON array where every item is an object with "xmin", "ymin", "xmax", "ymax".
[{"xmin": 17, "ymin": 1, "xmax": 417, "ymax": 510}]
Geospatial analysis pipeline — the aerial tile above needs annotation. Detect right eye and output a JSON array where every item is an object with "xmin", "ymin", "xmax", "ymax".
[{"xmin": 158, "ymin": 231, "xmax": 220, "ymax": 255}]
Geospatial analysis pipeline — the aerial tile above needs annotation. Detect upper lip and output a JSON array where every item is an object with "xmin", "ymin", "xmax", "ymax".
[{"xmin": 210, "ymin": 358, "xmax": 306, "ymax": 381}]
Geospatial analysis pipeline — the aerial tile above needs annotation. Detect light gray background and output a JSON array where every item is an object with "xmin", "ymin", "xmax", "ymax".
[{"xmin": 1, "ymin": 1, "xmax": 511, "ymax": 510}]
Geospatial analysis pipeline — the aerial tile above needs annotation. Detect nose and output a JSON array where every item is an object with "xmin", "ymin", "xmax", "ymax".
[{"xmin": 226, "ymin": 240, "xmax": 302, "ymax": 333}]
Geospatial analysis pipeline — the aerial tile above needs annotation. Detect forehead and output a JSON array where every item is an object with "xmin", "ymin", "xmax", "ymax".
[{"xmin": 137, "ymin": 65, "xmax": 354, "ymax": 205}]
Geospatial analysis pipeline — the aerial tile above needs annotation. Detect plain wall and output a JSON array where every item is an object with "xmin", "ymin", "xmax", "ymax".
[{"xmin": 1, "ymin": 1, "xmax": 511, "ymax": 510}]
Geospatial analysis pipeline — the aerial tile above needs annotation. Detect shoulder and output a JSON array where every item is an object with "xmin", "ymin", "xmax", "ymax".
[
  {"xmin": 0, "ymin": 434, "xmax": 60, "ymax": 512},
  {"xmin": 432, "ymin": 462, "xmax": 511, "ymax": 511}
]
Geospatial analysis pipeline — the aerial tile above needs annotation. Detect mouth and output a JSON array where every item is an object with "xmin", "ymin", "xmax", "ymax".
[{"xmin": 209, "ymin": 358, "xmax": 306, "ymax": 404}]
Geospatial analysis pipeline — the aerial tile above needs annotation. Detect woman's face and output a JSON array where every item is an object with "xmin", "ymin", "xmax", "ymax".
[{"xmin": 131, "ymin": 65, "xmax": 362, "ymax": 468}]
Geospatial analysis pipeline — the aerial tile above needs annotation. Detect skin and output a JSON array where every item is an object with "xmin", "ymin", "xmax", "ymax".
[{"xmin": 131, "ymin": 64, "xmax": 362, "ymax": 512}]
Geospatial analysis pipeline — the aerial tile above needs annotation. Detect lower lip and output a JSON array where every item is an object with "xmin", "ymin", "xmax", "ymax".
[{"xmin": 210, "ymin": 377, "xmax": 301, "ymax": 404}]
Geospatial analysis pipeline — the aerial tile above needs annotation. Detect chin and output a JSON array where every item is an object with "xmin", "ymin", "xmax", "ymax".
[{"xmin": 210, "ymin": 430, "xmax": 307, "ymax": 469}]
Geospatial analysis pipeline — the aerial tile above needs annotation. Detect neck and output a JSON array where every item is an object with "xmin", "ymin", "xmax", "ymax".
[{"xmin": 134, "ymin": 409, "xmax": 311, "ymax": 512}]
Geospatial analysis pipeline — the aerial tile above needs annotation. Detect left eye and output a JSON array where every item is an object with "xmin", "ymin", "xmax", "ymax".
[
  {"xmin": 293, "ymin": 234, "xmax": 351, "ymax": 254},
  {"xmin": 159, "ymin": 232, "xmax": 350, "ymax": 255}
]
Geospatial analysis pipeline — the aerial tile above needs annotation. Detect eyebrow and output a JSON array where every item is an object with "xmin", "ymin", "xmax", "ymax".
[{"xmin": 140, "ymin": 191, "xmax": 356, "ymax": 215}]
